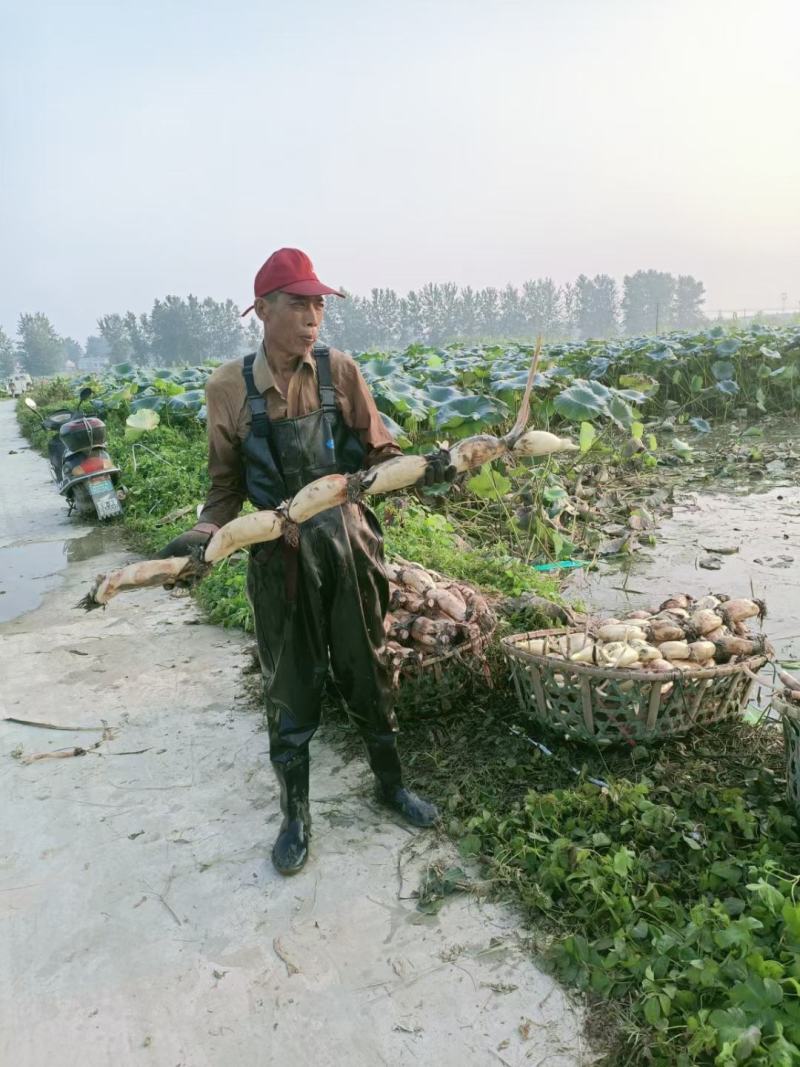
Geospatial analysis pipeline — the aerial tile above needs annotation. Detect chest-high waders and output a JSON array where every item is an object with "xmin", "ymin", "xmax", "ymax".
[{"xmin": 241, "ymin": 345, "xmax": 436, "ymax": 875}]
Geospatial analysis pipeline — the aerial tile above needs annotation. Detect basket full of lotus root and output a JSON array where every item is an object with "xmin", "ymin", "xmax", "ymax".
[{"xmin": 501, "ymin": 593, "xmax": 770, "ymax": 745}]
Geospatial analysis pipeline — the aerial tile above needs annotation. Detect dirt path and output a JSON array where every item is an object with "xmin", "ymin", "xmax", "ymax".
[{"xmin": 0, "ymin": 401, "xmax": 591, "ymax": 1067}]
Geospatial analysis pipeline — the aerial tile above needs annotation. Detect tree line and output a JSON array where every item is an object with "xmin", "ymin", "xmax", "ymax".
[
  {"xmin": 3, "ymin": 269, "xmax": 706, "ymax": 377},
  {"xmin": 0, "ymin": 299, "xmax": 263, "ymax": 378},
  {"xmin": 322, "ymin": 270, "xmax": 706, "ymax": 350}
]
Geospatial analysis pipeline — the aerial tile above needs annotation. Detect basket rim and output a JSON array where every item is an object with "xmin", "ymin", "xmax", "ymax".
[
  {"xmin": 501, "ymin": 626, "xmax": 768, "ymax": 682},
  {"xmin": 399, "ymin": 624, "xmax": 496, "ymax": 673}
]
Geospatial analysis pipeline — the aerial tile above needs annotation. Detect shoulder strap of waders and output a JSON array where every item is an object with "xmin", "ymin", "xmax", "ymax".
[
  {"xmin": 312, "ymin": 344, "xmax": 337, "ymax": 416},
  {"xmin": 242, "ymin": 352, "xmax": 270, "ymax": 438}
]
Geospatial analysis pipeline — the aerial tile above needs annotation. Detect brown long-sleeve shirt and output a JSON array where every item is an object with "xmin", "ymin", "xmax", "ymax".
[{"xmin": 198, "ymin": 343, "xmax": 402, "ymax": 529}]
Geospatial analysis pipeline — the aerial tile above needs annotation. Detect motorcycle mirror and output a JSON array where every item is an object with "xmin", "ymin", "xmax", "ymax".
[
  {"xmin": 25, "ymin": 397, "xmax": 38, "ymax": 411},
  {"xmin": 79, "ymin": 387, "xmax": 93, "ymax": 403}
]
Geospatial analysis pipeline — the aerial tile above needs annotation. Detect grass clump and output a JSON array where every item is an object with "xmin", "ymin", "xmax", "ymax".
[
  {"xmin": 377, "ymin": 498, "xmax": 559, "ymax": 599},
  {"xmin": 385, "ymin": 682, "xmax": 800, "ymax": 1067}
]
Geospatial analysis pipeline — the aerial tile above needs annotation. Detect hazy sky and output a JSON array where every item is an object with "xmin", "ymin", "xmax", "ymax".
[{"xmin": 1, "ymin": 0, "xmax": 798, "ymax": 343}]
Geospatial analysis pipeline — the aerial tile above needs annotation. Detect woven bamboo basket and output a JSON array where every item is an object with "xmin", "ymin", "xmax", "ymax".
[
  {"xmin": 501, "ymin": 627, "xmax": 768, "ymax": 746},
  {"xmin": 392, "ymin": 626, "xmax": 496, "ymax": 716}
]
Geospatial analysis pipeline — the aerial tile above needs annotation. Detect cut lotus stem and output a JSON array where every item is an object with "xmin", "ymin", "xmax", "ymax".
[
  {"xmin": 521, "ymin": 637, "xmax": 551, "ymax": 655},
  {"xmin": 668, "ymin": 659, "xmax": 696, "ymax": 672},
  {"xmin": 359, "ymin": 455, "xmax": 429, "ymax": 496},
  {"xmin": 391, "ymin": 589, "xmax": 426, "ymax": 614},
  {"xmin": 449, "ymin": 434, "xmax": 507, "ymax": 472},
  {"xmin": 596, "ymin": 623, "xmax": 646, "ymax": 643},
  {"xmin": 502, "ymin": 337, "xmax": 543, "ymax": 448},
  {"xmin": 557, "ymin": 632, "xmax": 593, "ymax": 656},
  {"xmin": 599, "ymin": 642, "xmax": 640, "ymax": 668},
  {"xmin": 713, "ymin": 634, "xmax": 766, "ymax": 660},
  {"xmin": 688, "ymin": 609, "xmax": 723, "ymax": 637},
  {"xmin": 511, "ymin": 430, "xmax": 578, "ymax": 457},
  {"xmin": 78, "ymin": 554, "xmax": 206, "ymax": 609},
  {"xmin": 649, "ymin": 658, "xmax": 677, "ymax": 673},
  {"xmin": 689, "ymin": 640, "xmax": 716, "ymax": 662},
  {"xmin": 648, "ymin": 620, "xmax": 685, "ymax": 643},
  {"xmin": 387, "ymin": 621, "xmax": 411, "ymax": 643},
  {"xmin": 389, "ymin": 563, "xmax": 435, "ymax": 595},
  {"xmin": 660, "ymin": 594, "xmax": 692, "ymax": 611},
  {"xmin": 704, "ymin": 625, "xmax": 728, "ymax": 642},
  {"xmin": 628, "ymin": 640, "xmax": 661, "ymax": 663},
  {"xmin": 722, "ymin": 598, "xmax": 766, "ymax": 624},
  {"xmin": 204, "ymin": 510, "xmax": 285, "ymax": 563},
  {"xmin": 658, "ymin": 640, "xmax": 691, "ymax": 661},
  {"xmin": 287, "ymin": 474, "xmax": 349, "ymax": 523},
  {"xmin": 409, "ymin": 616, "xmax": 454, "ymax": 649},
  {"xmin": 425, "ymin": 587, "xmax": 468, "ymax": 622},
  {"xmin": 570, "ymin": 643, "xmax": 599, "ymax": 664}
]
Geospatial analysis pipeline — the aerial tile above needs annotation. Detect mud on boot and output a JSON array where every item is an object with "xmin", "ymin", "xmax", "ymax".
[
  {"xmin": 364, "ymin": 733, "xmax": 440, "ymax": 829},
  {"xmin": 379, "ymin": 784, "xmax": 440, "ymax": 828},
  {"xmin": 271, "ymin": 753, "xmax": 311, "ymax": 876},
  {"xmin": 272, "ymin": 817, "xmax": 310, "ymax": 875}
]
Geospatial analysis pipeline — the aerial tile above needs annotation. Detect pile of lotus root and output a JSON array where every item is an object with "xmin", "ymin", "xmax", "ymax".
[
  {"xmin": 381, "ymin": 559, "xmax": 496, "ymax": 680},
  {"xmin": 518, "ymin": 592, "xmax": 769, "ymax": 673}
]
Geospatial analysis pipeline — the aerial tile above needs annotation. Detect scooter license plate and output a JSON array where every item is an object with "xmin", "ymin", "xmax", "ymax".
[
  {"xmin": 88, "ymin": 477, "xmax": 122, "ymax": 518},
  {"xmin": 88, "ymin": 476, "xmax": 114, "ymax": 497}
]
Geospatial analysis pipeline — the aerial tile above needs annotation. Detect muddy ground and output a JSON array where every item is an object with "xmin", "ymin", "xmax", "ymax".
[{"xmin": 0, "ymin": 399, "xmax": 592, "ymax": 1067}]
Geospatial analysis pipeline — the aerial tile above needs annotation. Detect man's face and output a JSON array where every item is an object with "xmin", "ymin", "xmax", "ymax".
[{"xmin": 256, "ymin": 292, "xmax": 325, "ymax": 358}]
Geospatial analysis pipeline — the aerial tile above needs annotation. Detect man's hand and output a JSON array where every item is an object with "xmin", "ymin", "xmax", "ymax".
[
  {"xmin": 418, "ymin": 448, "xmax": 457, "ymax": 487},
  {"xmin": 156, "ymin": 525, "xmax": 216, "ymax": 589},
  {"xmin": 156, "ymin": 526, "xmax": 213, "ymax": 560}
]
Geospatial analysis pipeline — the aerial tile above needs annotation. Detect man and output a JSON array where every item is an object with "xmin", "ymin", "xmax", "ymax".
[{"xmin": 159, "ymin": 248, "xmax": 452, "ymax": 876}]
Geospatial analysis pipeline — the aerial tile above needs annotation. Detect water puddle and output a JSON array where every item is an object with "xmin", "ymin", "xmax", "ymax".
[
  {"xmin": 0, "ymin": 540, "xmax": 71, "ymax": 623},
  {"xmin": 66, "ymin": 525, "xmax": 122, "ymax": 563},
  {"xmin": 0, "ymin": 527, "xmax": 122, "ymax": 624}
]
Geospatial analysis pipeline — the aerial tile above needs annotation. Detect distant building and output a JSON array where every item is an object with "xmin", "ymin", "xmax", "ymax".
[
  {"xmin": 80, "ymin": 353, "xmax": 109, "ymax": 374},
  {"xmin": 6, "ymin": 371, "xmax": 32, "ymax": 397}
]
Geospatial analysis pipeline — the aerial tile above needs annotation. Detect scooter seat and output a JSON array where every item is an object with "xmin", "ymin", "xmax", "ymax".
[{"xmin": 43, "ymin": 411, "xmax": 73, "ymax": 431}]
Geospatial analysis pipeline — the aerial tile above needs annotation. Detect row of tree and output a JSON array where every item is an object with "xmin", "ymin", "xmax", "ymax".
[
  {"xmin": 96, "ymin": 296, "xmax": 262, "ymax": 366},
  {"xmin": 322, "ymin": 271, "xmax": 706, "ymax": 350},
  {"xmin": 0, "ymin": 315, "xmax": 86, "ymax": 379},
  {"xmin": 1, "ymin": 298, "xmax": 263, "ymax": 378},
  {"xmin": 3, "ymin": 269, "xmax": 706, "ymax": 377}
]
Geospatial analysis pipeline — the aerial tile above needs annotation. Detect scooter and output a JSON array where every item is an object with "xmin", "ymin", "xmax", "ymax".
[{"xmin": 25, "ymin": 388, "xmax": 125, "ymax": 520}]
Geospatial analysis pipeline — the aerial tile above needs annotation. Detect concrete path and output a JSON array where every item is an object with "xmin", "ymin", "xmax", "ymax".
[{"xmin": 0, "ymin": 399, "xmax": 592, "ymax": 1067}]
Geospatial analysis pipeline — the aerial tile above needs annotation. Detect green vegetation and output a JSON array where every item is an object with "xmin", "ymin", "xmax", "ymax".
[
  {"xmin": 35, "ymin": 322, "xmax": 800, "ymax": 444},
  {"xmin": 16, "ymin": 313, "xmax": 72, "ymax": 377},
  {"xmin": 0, "ymin": 326, "xmax": 15, "ymax": 379},
  {"xmin": 16, "ymin": 321, "xmax": 800, "ymax": 1065},
  {"xmin": 385, "ymin": 688, "xmax": 800, "ymax": 1067}
]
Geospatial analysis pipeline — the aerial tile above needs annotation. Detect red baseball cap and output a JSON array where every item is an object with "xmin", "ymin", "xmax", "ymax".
[{"xmin": 241, "ymin": 248, "xmax": 344, "ymax": 316}]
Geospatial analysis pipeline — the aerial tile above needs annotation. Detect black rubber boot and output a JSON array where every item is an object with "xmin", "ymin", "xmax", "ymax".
[
  {"xmin": 364, "ymin": 734, "xmax": 440, "ymax": 829},
  {"xmin": 271, "ymin": 752, "xmax": 311, "ymax": 875}
]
